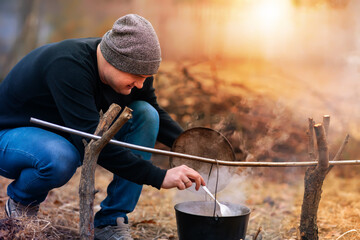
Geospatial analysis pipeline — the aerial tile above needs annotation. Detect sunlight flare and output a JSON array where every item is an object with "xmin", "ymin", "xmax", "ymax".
[{"xmin": 248, "ymin": 0, "xmax": 292, "ymax": 35}]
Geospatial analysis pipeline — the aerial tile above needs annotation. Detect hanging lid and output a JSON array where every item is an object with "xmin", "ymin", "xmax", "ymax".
[{"xmin": 170, "ymin": 127, "xmax": 236, "ymax": 192}]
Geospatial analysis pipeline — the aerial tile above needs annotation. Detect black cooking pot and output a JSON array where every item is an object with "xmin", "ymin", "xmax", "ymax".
[{"xmin": 174, "ymin": 201, "xmax": 250, "ymax": 240}]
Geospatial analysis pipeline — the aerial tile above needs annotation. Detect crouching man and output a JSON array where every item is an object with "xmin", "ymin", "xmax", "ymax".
[{"xmin": 0, "ymin": 14, "xmax": 205, "ymax": 240}]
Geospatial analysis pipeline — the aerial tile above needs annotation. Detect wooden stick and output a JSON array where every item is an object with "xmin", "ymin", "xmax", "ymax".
[
  {"xmin": 169, "ymin": 159, "xmax": 360, "ymax": 167},
  {"xmin": 322, "ymin": 115, "xmax": 330, "ymax": 137},
  {"xmin": 79, "ymin": 104, "xmax": 132, "ymax": 240},
  {"xmin": 29, "ymin": 118, "xmax": 355, "ymax": 168},
  {"xmin": 332, "ymin": 134, "xmax": 350, "ymax": 161},
  {"xmin": 327, "ymin": 134, "xmax": 350, "ymax": 173},
  {"xmin": 314, "ymin": 124, "xmax": 329, "ymax": 170},
  {"xmin": 254, "ymin": 227, "xmax": 262, "ymax": 240},
  {"xmin": 307, "ymin": 118, "xmax": 316, "ymax": 160}
]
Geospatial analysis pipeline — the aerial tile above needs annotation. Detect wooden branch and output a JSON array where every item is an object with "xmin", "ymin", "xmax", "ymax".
[
  {"xmin": 79, "ymin": 105, "xmax": 132, "ymax": 240},
  {"xmin": 254, "ymin": 227, "xmax": 262, "ymax": 240},
  {"xmin": 332, "ymin": 134, "xmax": 350, "ymax": 161},
  {"xmin": 322, "ymin": 115, "xmax": 330, "ymax": 137},
  {"xmin": 327, "ymin": 134, "xmax": 350, "ymax": 172},
  {"xmin": 91, "ymin": 107, "xmax": 133, "ymax": 152},
  {"xmin": 314, "ymin": 124, "xmax": 329, "ymax": 170},
  {"xmin": 307, "ymin": 118, "xmax": 316, "ymax": 161},
  {"xmin": 94, "ymin": 104, "xmax": 121, "ymax": 136}
]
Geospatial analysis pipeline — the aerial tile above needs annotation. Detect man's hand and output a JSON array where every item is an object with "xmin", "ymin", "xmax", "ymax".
[{"xmin": 161, "ymin": 165, "xmax": 205, "ymax": 190}]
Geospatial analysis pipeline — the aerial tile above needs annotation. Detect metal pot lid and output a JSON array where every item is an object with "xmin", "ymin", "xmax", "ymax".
[{"xmin": 170, "ymin": 127, "xmax": 236, "ymax": 192}]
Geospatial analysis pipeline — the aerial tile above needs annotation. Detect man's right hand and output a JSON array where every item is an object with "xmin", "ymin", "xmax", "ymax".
[{"xmin": 161, "ymin": 165, "xmax": 205, "ymax": 190}]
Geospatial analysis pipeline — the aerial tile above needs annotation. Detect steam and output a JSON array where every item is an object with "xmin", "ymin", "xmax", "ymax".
[{"xmin": 174, "ymin": 167, "xmax": 251, "ymax": 206}]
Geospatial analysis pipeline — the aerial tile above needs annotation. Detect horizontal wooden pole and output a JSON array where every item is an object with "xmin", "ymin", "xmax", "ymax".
[
  {"xmin": 200, "ymin": 159, "xmax": 360, "ymax": 167},
  {"xmin": 30, "ymin": 118, "xmax": 360, "ymax": 168}
]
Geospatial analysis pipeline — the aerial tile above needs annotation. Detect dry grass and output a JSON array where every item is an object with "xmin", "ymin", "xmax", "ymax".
[{"xmin": 0, "ymin": 167, "xmax": 359, "ymax": 239}]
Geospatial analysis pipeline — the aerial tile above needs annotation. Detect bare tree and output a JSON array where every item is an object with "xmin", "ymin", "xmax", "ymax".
[{"xmin": 1, "ymin": 0, "xmax": 41, "ymax": 80}]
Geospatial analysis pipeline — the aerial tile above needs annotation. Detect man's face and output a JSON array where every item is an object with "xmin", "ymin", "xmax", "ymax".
[
  {"xmin": 97, "ymin": 46, "xmax": 151, "ymax": 95},
  {"xmin": 101, "ymin": 64, "xmax": 150, "ymax": 95}
]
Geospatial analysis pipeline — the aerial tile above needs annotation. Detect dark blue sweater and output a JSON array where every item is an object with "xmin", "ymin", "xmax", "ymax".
[{"xmin": 0, "ymin": 38, "xmax": 183, "ymax": 189}]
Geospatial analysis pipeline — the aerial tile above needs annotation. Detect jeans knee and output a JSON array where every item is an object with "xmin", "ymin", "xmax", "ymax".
[
  {"xmin": 130, "ymin": 101, "xmax": 159, "ymax": 127},
  {"xmin": 38, "ymin": 142, "xmax": 80, "ymax": 187}
]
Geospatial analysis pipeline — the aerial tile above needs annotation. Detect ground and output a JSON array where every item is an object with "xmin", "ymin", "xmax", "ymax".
[
  {"xmin": 1, "ymin": 168, "xmax": 359, "ymax": 239},
  {"xmin": 0, "ymin": 59, "xmax": 359, "ymax": 239}
]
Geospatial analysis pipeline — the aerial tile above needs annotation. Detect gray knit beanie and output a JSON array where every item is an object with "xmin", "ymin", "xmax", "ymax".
[{"xmin": 100, "ymin": 14, "xmax": 161, "ymax": 75}]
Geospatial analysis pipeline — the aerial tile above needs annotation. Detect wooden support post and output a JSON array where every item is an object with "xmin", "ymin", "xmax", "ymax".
[
  {"xmin": 79, "ymin": 104, "xmax": 132, "ymax": 240},
  {"xmin": 300, "ymin": 115, "xmax": 350, "ymax": 239},
  {"xmin": 300, "ymin": 123, "xmax": 329, "ymax": 240}
]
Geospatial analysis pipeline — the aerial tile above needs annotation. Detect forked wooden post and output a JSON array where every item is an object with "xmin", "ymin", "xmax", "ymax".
[
  {"xmin": 79, "ymin": 104, "xmax": 133, "ymax": 240},
  {"xmin": 300, "ymin": 123, "xmax": 329, "ymax": 240},
  {"xmin": 300, "ymin": 115, "xmax": 350, "ymax": 240}
]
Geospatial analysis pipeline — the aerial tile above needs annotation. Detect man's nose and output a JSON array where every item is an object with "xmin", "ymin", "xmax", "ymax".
[{"xmin": 134, "ymin": 79, "xmax": 145, "ymax": 89}]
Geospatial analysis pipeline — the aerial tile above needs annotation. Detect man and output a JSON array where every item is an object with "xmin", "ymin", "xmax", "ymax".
[{"xmin": 0, "ymin": 14, "xmax": 205, "ymax": 240}]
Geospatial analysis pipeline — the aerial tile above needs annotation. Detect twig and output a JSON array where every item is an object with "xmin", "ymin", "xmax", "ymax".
[
  {"xmin": 30, "ymin": 219, "xmax": 52, "ymax": 231},
  {"xmin": 249, "ymin": 212, "xmax": 261, "ymax": 221},
  {"xmin": 40, "ymin": 221, "xmax": 51, "ymax": 231},
  {"xmin": 307, "ymin": 118, "xmax": 316, "ymax": 160},
  {"xmin": 254, "ymin": 227, "xmax": 262, "ymax": 240},
  {"xmin": 335, "ymin": 229, "xmax": 359, "ymax": 240},
  {"xmin": 328, "ymin": 134, "xmax": 350, "ymax": 172},
  {"xmin": 333, "ymin": 134, "xmax": 350, "ymax": 161},
  {"xmin": 54, "ymin": 224, "xmax": 79, "ymax": 232},
  {"xmin": 322, "ymin": 115, "xmax": 330, "ymax": 137}
]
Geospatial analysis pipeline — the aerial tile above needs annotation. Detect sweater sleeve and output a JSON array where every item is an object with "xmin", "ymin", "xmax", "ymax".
[{"xmin": 45, "ymin": 58, "xmax": 166, "ymax": 189}]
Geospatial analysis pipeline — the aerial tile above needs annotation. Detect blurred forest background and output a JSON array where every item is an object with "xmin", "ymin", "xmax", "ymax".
[
  {"xmin": 1, "ymin": 0, "xmax": 360, "ymax": 239},
  {"xmin": 1, "ymin": 0, "xmax": 359, "ymax": 158},
  {"xmin": 1, "ymin": 0, "xmax": 360, "ymax": 65}
]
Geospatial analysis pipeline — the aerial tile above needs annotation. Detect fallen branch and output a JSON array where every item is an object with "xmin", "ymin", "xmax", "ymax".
[{"xmin": 79, "ymin": 104, "xmax": 132, "ymax": 240}]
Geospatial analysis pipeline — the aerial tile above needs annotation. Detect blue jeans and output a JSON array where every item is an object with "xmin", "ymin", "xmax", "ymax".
[{"xmin": 0, "ymin": 101, "xmax": 159, "ymax": 226}]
